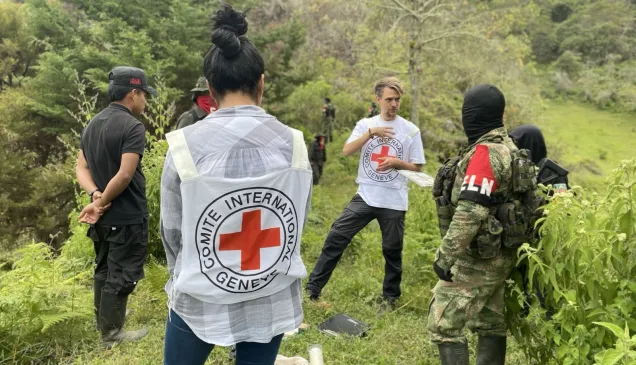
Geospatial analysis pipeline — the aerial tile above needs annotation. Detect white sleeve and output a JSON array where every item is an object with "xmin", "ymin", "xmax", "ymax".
[
  {"xmin": 408, "ymin": 131, "xmax": 426, "ymax": 164},
  {"xmin": 346, "ymin": 119, "xmax": 369, "ymax": 144}
]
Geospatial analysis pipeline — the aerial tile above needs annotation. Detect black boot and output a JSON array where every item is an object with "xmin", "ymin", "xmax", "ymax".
[
  {"xmin": 94, "ymin": 279, "xmax": 106, "ymax": 331},
  {"xmin": 437, "ymin": 342, "xmax": 469, "ymax": 365},
  {"xmin": 476, "ymin": 335, "xmax": 506, "ymax": 365},
  {"xmin": 100, "ymin": 291, "xmax": 148, "ymax": 349},
  {"xmin": 95, "ymin": 280, "xmax": 129, "ymax": 331}
]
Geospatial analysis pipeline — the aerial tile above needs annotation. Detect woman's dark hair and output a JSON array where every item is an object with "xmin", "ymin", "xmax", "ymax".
[{"xmin": 203, "ymin": 4, "xmax": 264, "ymax": 101}]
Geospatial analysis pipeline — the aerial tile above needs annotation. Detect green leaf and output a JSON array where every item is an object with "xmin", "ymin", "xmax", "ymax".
[
  {"xmin": 587, "ymin": 308, "xmax": 606, "ymax": 319},
  {"xmin": 39, "ymin": 311, "xmax": 87, "ymax": 333},
  {"xmin": 595, "ymin": 348, "xmax": 624, "ymax": 365},
  {"xmin": 619, "ymin": 211, "xmax": 633, "ymax": 239},
  {"xmin": 594, "ymin": 322, "xmax": 626, "ymax": 340}
]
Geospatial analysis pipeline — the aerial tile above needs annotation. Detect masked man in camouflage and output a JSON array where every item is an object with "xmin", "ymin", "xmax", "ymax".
[
  {"xmin": 428, "ymin": 84, "xmax": 539, "ymax": 365},
  {"xmin": 175, "ymin": 77, "xmax": 217, "ymax": 130}
]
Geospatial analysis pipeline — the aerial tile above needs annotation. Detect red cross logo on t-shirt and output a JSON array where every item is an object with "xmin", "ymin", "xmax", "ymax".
[
  {"xmin": 371, "ymin": 146, "xmax": 396, "ymax": 170},
  {"xmin": 219, "ymin": 210, "xmax": 281, "ymax": 271}
]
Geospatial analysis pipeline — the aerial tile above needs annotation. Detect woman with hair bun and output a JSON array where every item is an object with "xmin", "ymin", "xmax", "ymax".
[{"xmin": 160, "ymin": 5, "xmax": 312, "ymax": 365}]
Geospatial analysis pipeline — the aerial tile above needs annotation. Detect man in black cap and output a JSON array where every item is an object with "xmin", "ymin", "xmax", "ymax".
[
  {"xmin": 175, "ymin": 77, "xmax": 218, "ymax": 130},
  {"xmin": 76, "ymin": 66, "xmax": 156, "ymax": 349}
]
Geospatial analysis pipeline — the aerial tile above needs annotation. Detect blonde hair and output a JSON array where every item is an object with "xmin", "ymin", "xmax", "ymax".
[{"xmin": 374, "ymin": 77, "xmax": 404, "ymax": 97}]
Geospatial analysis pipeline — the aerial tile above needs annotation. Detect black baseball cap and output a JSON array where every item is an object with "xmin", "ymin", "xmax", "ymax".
[{"xmin": 108, "ymin": 66, "xmax": 157, "ymax": 96}]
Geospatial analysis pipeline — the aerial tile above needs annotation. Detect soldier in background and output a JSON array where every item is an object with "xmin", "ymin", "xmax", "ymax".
[
  {"xmin": 309, "ymin": 134, "xmax": 327, "ymax": 185},
  {"xmin": 176, "ymin": 77, "xmax": 218, "ymax": 130},
  {"xmin": 367, "ymin": 101, "xmax": 379, "ymax": 118},
  {"xmin": 429, "ymin": 84, "xmax": 540, "ymax": 365},
  {"xmin": 509, "ymin": 124, "xmax": 569, "ymax": 192},
  {"xmin": 322, "ymin": 97, "xmax": 336, "ymax": 142},
  {"xmin": 509, "ymin": 123, "xmax": 569, "ymax": 320}
]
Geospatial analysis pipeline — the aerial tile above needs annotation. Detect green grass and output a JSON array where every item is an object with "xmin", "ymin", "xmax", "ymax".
[{"xmin": 538, "ymin": 101, "xmax": 636, "ymax": 189}]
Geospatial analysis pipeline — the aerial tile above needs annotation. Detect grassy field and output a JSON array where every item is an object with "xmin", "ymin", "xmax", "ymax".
[{"xmin": 538, "ymin": 101, "xmax": 636, "ymax": 189}]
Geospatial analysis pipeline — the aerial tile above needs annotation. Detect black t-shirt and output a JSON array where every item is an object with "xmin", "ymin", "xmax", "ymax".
[{"xmin": 80, "ymin": 103, "xmax": 147, "ymax": 226}]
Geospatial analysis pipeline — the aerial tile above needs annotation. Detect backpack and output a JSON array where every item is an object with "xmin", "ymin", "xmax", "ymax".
[{"xmin": 432, "ymin": 147, "xmax": 541, "ymax": 251}]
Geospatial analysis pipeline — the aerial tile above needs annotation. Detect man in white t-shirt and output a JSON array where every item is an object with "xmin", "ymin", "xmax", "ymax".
[{"xmin": 306, "ymin": 77, "xmax": 425, "ymax": 308}]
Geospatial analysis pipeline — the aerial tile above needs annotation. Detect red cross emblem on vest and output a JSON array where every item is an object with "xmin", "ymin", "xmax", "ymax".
[
  {"xmin": 219, "ymin": 210, "xmax": 281, "ymax": 271},
  {"xmin": 371, "ymin": 145, "xmax": 396, "ymax": 170}
]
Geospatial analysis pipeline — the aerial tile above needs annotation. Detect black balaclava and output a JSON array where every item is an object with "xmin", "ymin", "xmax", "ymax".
[
  {"xmin": 509, "ymin": 124, "xmax": 547, "ymax": 164},
  {"xmin": 462, "ymin": 84, "xmax": 506, "ymax": 145}
]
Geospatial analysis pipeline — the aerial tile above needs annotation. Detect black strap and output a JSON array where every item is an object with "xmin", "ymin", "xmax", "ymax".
[{"xmin": 190, "ymin": 109, "xmax": 201, "ymax": 122}]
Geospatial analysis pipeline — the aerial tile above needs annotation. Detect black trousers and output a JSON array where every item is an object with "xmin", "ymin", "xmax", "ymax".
[
  {"xmin": 88, "ymin": 217, "xmax": 148, "ymax": 295},
  {"xmin": 311, "ymin": 161, "xmax": 324, "ymax": 185},
  {"xmin": 307, "ymin": 195, "xmax": 405, "ymax": 298}
]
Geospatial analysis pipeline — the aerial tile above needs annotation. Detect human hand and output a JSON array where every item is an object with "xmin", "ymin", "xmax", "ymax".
[
  {"xmin": 370, "ymin": 127, "xmax": 394, "ymax": 140},
  {"xmin": 376, "ymin": 157, "xmax": 402, "ymax": 172},
  {"xmin": 79, "ymin": 202, "xmax": 103, "ymax": 224},
  {"xmin": 433, "ymin": 262, "xmax": 453, "ymax": 282},
  {"xmin": 91, "ymin": 191, "xmax": 102, "ymax": 202}
]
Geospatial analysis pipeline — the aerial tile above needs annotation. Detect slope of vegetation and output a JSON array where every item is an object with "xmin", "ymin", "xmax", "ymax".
[{"xmin": 539, "ymin": 102, "xmax": 636, "ymax": 188}]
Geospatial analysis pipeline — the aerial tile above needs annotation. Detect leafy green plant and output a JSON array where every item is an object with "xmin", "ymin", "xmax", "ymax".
[
  {"xmin": 510, "ymin": 159, "xmax": 636, "ymax": 365},
  {"xmin": 593, "ymin": 322, "xmax": 636, "ymax": 365}
]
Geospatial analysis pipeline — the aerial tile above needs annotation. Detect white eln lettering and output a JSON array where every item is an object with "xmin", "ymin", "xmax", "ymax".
[
  {"xmin": 480, "ymin": 178, "xmax": 495, "ymax": 196},
  {"xmin": 467, "ymin": 175, "xmax": 479, "ymax": 192},
  {"xmin": 461, "ymin": 175, "xmax": 469, "ymax": 191}
]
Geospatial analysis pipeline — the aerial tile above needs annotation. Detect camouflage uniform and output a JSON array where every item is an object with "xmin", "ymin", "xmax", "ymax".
[
  {"xmin": 322, "ymin": 99, "xmax": 336, "ymax": 142},
  {"xmin": 176, "ymin": 77, "xmax": 215, "ymax": 130},
  {"xmin": 428, "ymin": 127, "xmax": 518, "ymax": 344},
  {"xmin": 367, "ymin": 102, "xmax": 379, "ymax": 118}
]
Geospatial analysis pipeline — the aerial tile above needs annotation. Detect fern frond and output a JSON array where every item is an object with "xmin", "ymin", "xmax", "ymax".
[{"xmin": 39, "ymin": 311, "xmax": 89, "ymax": 333}]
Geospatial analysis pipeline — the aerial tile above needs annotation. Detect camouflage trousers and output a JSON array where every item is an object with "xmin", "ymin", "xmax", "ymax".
[{"xmin": 427, "ymin": 248, "xmax": 517, "ymax": 344}]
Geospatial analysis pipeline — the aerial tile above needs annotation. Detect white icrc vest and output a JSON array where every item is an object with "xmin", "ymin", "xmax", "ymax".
[
  {"xmin": 356, "ymin": 117, "xmax": 419, "ymax": 189},
  {"xmin": 165, "ymin": 128, "xmax": 312, "ymax": 305}
]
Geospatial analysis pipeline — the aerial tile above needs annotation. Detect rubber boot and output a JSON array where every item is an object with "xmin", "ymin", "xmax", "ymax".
[
  {"xmin": 438, "ymin": 342, "xmax": 469, "ymax": 365},
  {"xmin": 476, "ymin": 335, "xmax": 507, "ymax": 365},
  {"xmin": 94, "ymin": 279, "xmax": 130, "ymax": 331},
  {"xmin": 100, "ymin": 291, "xmax": 148, "ymax": 349},
  {"xmin": 94, "ymin": 279, "xmax": 106, "ymax": 331}
]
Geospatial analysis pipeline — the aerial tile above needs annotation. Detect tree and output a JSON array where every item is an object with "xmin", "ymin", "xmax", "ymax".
[
  {"xmin": 0, "ymin": 0, "xmax": 311, "ymax": 250},
  {"xmin": 370, "ymin": 0, "xmax": 478, "ymax": 126},
  {"xmin": 0, "ymin": 2, "xmax": 43, "ymax": 91}
]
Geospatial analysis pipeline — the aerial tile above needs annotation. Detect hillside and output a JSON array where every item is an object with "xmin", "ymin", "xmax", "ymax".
[{"xmin": 539, "ymin": 102, "xmax": 636, "ymax": 188}]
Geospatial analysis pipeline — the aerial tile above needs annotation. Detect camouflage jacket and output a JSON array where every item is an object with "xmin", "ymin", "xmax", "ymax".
[
  {"xmin": 176, "ymin": 105, "xmax": 207, "ymax": 130},
  {"xmin": 435, "ymin": 127, "xmax": 518, "ymax": 270}
]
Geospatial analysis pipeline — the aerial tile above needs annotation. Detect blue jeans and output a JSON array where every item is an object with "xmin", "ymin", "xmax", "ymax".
[{"xmin": 164, "ymin": 310, "xmax": 284, "ymax": 365}]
